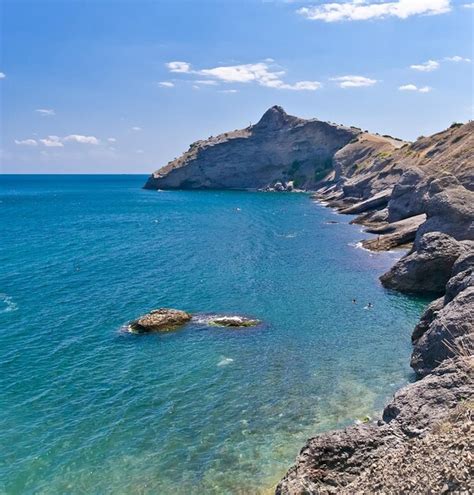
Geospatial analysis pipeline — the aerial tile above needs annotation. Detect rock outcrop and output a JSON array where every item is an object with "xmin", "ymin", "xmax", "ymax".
[
  {"xmin": 411, "ymin": 286, "xmax": 474, "ymax": 376},
  {"xmin": 361, "ymin": 214, "xmax": 425, "ymax": 251},
  {"xmin": 416, "ymin": 178, "xmax": 474, "ymax": 243},
  {"xmin": 276, "ymin": 358, "xmax": 473, "ymax": 494},
  {"xmin": 145, "ymin": 107, "xmax": 383, "ymax": 191},
  {"xmin": 380, "ymin": 232, "xmax": 466, "ymax": 294},
  {"xmin": 129, "ymin": 308, "xmax": 192, "ymax": 333}
]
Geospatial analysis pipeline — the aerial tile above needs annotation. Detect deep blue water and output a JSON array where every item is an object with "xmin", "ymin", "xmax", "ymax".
[{"xmin": 0, "ymin": 175, "xmax": 427, "ymax": 494}]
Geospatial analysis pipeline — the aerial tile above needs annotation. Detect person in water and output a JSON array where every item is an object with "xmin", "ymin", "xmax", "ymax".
[{"xmin": 352, "ymin": 298, "xmax": 357, "ymax": 304}]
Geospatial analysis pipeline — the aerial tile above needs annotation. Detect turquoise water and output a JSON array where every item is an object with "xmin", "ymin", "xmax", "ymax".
[{"xmin": 0, "ymin": 175, "xmax": 427, "ymax": 494}]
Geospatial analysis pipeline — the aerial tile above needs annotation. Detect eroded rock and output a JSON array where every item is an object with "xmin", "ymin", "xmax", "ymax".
[
  {"xmin": 380, "ymin": 232, "xmax": 464, "ymax": 294},
  {"xmin": 362, "ymin": 214, "xmax": 425, "ymax": 251},
  {"xmin": 411, "ymin": 287, "xmax": 474, "ymax": 377},
  {"xmin": 416, "ymin": 181, "xmax": 474, "ymax": 243},
  {"xmin": 276, "ymin": 358, "xmax": 473, "ymax": 494},
  {"xmin": 129, "ymin": 308, "xmax": 192, "ymax": 333}
]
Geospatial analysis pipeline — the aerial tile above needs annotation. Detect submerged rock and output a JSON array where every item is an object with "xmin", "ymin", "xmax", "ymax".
[
  {"xmin": 208, "ymin": 316, "xmax": 260, "ymax": 327},
  {"xmin": 129, "ymin": 308, "xmax": 191, "ymax": 333}
]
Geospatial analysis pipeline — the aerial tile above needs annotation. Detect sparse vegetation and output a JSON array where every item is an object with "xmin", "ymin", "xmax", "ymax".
[{"xmin": 313, "ymin": 156, "xmax": 333, "ymax": 182}]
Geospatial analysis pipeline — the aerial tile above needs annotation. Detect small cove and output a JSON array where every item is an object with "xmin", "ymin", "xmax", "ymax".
[{"xmin": 0, "ymin": 175, "xmax": 429, "ymax": 494}]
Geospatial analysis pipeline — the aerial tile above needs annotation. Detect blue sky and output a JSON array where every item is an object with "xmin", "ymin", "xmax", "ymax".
[{"xmin": 1, "ymin": 0, "xmax": 473, "ymax": 174}]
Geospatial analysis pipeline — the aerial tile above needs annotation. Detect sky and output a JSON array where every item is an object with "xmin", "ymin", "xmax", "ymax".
[{"xmin": 1, "ymin": 0, "xmax": 473, "ymax": 174}]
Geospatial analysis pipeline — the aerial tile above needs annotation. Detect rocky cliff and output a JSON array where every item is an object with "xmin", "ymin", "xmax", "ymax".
[
  {"xmin": 278, "ymin": 121, "xmax": 473, "ymax": 493},
  {"xmin": 144, "ymin": 106, "xmax": 398, "ymax": 191},
  {"xmin": 145, "ymin": 108, "xmax": 473, "ymax": 493}
]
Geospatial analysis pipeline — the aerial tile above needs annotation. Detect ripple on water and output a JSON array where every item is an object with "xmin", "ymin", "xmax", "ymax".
[{"xmin": 0, "ymin": 293, "xmax": 18, "ymax": 313}]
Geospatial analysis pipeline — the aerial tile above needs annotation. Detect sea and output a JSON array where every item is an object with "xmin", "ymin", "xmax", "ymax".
[{"xmin": 0, "ymin": 175, "xmax": 428, "ymax": 494}]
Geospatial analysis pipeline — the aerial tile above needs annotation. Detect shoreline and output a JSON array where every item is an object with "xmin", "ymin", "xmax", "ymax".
[
  {"xmin": 275, "ymin": 173, "xmax": 473, "ymax": 493},
  {"xmin": 143, "ymin": 108, "xmax": 472, "ymax": 492}
]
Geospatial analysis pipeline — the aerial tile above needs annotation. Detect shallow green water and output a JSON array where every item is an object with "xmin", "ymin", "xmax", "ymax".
[{"xmin": 0, "ymin": 175, "xmax": 427, "ymax": 494}]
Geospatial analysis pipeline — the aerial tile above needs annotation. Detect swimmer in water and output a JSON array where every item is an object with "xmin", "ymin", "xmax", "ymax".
[{"xmin": 352, "ymin": 298, "xmax": 357, "ymax": 304}]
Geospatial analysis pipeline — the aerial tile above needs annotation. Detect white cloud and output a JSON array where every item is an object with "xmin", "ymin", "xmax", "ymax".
[
  {"xmin": 283, "ymin": 80, "xmax": 322, "ymax": 90},
  {"xmin": 410, "ymin": 59, "xmax": 440, "ymax": 71},
  {"xmin": 166, "ymin": 61, "xmax": 191, "ymax": 73},
  {"xmin": 107, "ymin": 137, "xmax": 117, "ymax": 143},
  {"xmin": 0, "ymin": 72, "xmax": 5, "ymax": 79},
  {"xmin": 444, "ymin": 55, "xmax": 471, "ymax": 63},
  {"xmin": 199, "ymin": 63, "xmax": 274, "ymax": 83},
  {"xmin": 39, "ymin": 136, "xmax": 64, "ymax": 147},
  {"xmin": 14, "ymin": 138, "xmax": 38, "ymax": 146},
  {"xmin": 462, "ymin": 3, "xmax": 474, "ymax": 7},
  {"xmin": 136, "ymin": 149, "xmax": 144, "ymax": 154},
  {"xmin": 167, "ymin": 60, "xmax": 321, "ymax": 91},
  {"xmin": 194, "ymin": 80, "xmax": 219, "ymax": 85},
  {"xmin": 63, "ymin": 134, "xmax": 100, "ymax": 145},
  {"xmin": 298, "ymin": 0, "xmax": 451, "ymax": 22},
  {"xmin": 219, "ymin": 89, "xmax": 239, "ymax": 93},
  {"xmin": 399, "ymin": 84, "xmax": 432, "ymax": 92},
  {"xmin": 34, "ymin": 134, "xmax": 100, "ymax": 147},
  {"xmin": 331, "ymin": 75, "xmax": 378, "ymax": 88},
  {"xmin": 131, "ymin": 126, "xmax": 142, "ymax": 131},
  {"xmin": 158, "ymin": 81, "xmax": 174, "ymax": 88},
  {"xmin": 35, "ymin": 108, "xmax": 55, "ymax": 116}
]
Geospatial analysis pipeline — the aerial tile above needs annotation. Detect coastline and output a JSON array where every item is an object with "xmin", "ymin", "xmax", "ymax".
[
  {"xmin": 144, "ymin": 108, "xmax": 472, "ymax": 493},
  {"xmin": 275, "ymin": 175, "xmax": 473, "ymax": 494}
]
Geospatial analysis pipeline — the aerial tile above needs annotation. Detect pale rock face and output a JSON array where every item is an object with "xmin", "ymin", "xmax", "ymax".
[
  {"xmin": 416, "ymin": 181, "xmax": 474, "ymax": 243},
  {"xmin": 144, "ymin": 106, "xmax": 360, "ymax": 190}
]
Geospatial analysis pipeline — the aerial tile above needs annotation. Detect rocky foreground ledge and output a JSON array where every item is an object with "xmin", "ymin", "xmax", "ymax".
[{"xmin": 145, "ymin": 107, "xmax": 473, "ymax": 493}]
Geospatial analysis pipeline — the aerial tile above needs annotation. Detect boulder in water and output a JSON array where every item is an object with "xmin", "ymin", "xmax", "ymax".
[
  {"xmin": 209, "ymin": 316, "xmax": 260, "ymax": 327},
  {"xmin": 129, "ymin": 308, "xmax": 191, "ymax": 333}
]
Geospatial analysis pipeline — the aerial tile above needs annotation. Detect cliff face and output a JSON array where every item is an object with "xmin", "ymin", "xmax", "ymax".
[
  {"xmin": 329, "ymin": 121, "xmax": 474, "ymax": 203},
  {"xmin": 145, "ymin": 106, "xmax": 368, "ymax": 190},
  {"xmin": 277, "ymin": 122, "xmax": 473, "ymax": 494}
]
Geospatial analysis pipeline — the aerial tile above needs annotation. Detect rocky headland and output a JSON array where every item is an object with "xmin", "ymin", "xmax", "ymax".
[{"xmin": 145, "ymin": 107, "xmax": 473, "ymax": 493}]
